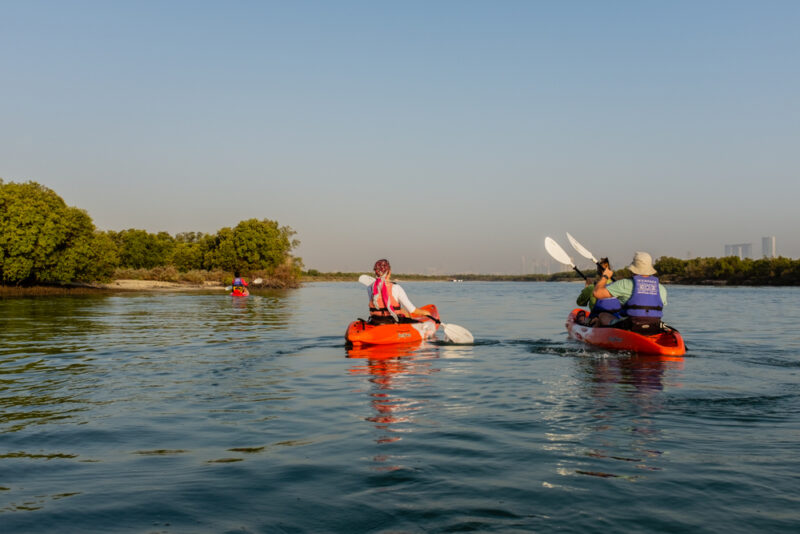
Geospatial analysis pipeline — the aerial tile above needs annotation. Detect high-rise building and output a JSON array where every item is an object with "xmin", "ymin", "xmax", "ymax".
[
  {"xmin": 724, "ymin": 243, "xmax": 752, "ymax": 259},
  {"xmin": 762, "ymin": 236, "xmax": 777, "ymax": 258}
]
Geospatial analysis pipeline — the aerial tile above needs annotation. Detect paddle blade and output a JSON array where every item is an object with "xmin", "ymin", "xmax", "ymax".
[
  {"xmin": 566, "ymin": 232, "xmax": 598, "ymax": 263},
  {"xmin": 442, "ymin": 323, "xmax": 474, "ymax": 344},
  {"xmin": 544, "ymin": 237, "xmax": 574, "ymax": 267},
  {"xmin": 358, "ymin": 274, "xmax": 374, "ymax": 286}
]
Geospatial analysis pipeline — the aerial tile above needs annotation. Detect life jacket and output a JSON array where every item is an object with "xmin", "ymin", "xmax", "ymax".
[
  {"xmin": 369, "ymin": 279, "xmax": 406, "ymax": 321},
  {"xmin": 232, "ymin": 277, "xmax": 246, "ymax": 291},
  {"xmin": 589, "ymin": 297, "xmax": 623, "ymax": 319},
  {"xmin": 623, "ymin": 275, "xmax": 663, "ymax": 318}
]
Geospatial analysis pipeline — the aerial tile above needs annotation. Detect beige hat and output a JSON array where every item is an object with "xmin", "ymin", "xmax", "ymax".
[{"xmin": 627, "ymin": 251, "xmax": 657, "ymax": 276}]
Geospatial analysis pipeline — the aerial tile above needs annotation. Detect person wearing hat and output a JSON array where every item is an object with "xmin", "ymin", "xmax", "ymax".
[
  {"xmin": 592, "ymin": 251, "xmax": 668, "ymax": 332},
  {"xmin": 367, "ymin": 259, "xmax": 433, "ymax": 325}
]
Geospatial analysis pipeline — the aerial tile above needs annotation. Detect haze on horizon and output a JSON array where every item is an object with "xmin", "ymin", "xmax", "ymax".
[{"xmin": 2, "ymin": 1, "xmax": 798, "ymax": 275}]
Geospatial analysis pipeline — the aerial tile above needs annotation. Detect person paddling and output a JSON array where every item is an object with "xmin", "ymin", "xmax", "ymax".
[
  {"xmin": 593, "ymin": 251, "xmax": 668, "ymax": 333},
  {"xmin": 576, "ymin": 257, "xmax": 624, "ymax": 325},
  {"xmin": 368, "ymin": 259, "xmax": 432, "ymax": 325},
  {"xmin": 232, "ymin": 271, "xmax": 249, "ymax": 296}
]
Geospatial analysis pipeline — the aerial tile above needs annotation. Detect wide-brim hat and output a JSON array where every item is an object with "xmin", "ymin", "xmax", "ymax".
[{"xmin": 627, "ymin": 251, "xmax": 657, "ymax": 276}]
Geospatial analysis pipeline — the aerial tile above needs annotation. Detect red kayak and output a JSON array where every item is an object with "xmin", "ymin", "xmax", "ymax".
[
  {"xmin": 231, "ymin": 289, "xmax": 249, "ymax": 297},
  {"xmin": 345, "ymin": 304, "xmax": 440, "ymax": 346},
  {"xmin": 566, "ymin": 308, "xmax": 686, "ymax": 356}
]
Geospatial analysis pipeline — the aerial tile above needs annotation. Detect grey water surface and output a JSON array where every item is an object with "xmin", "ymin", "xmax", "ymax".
[{"xmin": 1, "ymin": 282, "xmax": 799, "ymax": 533}]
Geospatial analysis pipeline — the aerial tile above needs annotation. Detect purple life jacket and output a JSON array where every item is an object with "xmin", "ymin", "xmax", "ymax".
[
  {"xmin": 589, "ymin": 297, "xmax": 623, "ymax": 319},
  {"xmin": 623, "ymin": 275, "xmax": 663, "ymax": 318}
]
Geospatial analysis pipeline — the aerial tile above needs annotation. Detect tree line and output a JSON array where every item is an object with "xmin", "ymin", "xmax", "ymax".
[
  {"xmin": 654, "ymin": 255, "xmax": 800, "ymax": 285},
  {"xmin": 303, "ymin": 259, "xmax": 800, "ymax": 286},
  {"xmin": 0, "ymin": 180, "xmax": 302, "ymax": 287}
]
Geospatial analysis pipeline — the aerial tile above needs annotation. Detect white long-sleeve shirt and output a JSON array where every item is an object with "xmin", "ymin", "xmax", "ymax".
[{"xmin": 366, "ymin": 283, "xmax": 416, "ymax": 313}]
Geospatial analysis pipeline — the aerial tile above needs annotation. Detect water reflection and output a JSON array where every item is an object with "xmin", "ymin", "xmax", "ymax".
[
  {"xmin": 347, "ymin": 344, "xmax": 439, "ymax": 469},
  {"xmin": 0, "ymin": 296, "xmax": 110, "ymax": 354},
  {"xmin": 554, "ymin": 354, "xmax": 685, "ymax": 480},
  {"xmin": 220, "ymin": 291, "xmax": 294, "ymax": 333},
  {"xmin": 578, "ymin": 354, "xmax": 684, "ymax": 395}
]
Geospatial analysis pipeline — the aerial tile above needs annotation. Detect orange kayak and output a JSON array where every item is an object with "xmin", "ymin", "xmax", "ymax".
[
  {"xmin": 345, "ymin": 304, "xmax": 440, "ymax": 346},
  {"xmin": 566, "ymin": 308, "xmax": 686, "ymax": 356}
]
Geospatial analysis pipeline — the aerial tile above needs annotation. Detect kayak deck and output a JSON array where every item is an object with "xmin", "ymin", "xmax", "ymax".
[{"xmin": 566, "ymin": 308, "xmax": 686, "ymax": 356}]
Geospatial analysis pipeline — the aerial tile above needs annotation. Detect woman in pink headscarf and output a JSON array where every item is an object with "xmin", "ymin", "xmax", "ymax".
[{"xmin": 367, "ymin": 259, "xmax": 433, "ymax": 325}]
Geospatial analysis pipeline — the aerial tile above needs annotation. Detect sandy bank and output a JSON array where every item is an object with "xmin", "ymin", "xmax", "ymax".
[{"xmin": 100, "ymin": 279, "xmax": 226, "ymax": 291}]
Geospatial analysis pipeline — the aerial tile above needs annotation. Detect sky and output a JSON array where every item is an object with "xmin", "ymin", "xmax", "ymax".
[{"xmin": 2, "ymin": 0, "xmax": 798, "ymax": 274}]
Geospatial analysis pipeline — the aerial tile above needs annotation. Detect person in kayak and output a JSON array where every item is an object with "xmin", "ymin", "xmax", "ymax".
[
  {"xmin": 232, "ymin": 271, "xmax": 249, "ymax": 295},
  {"xmin": 576, "ymin": 258, "xmax": 624, "ymax": 326},
  {"xmin": 368, "ymin": 259, "xmax": 433, "ymax": 325},
  {"xmin": 593, "ymin": 251, "xmax": 668, "ymax": 333},
  {"xmin": 578, "ymin": 257, "xmax": 615, "ymax": 309},
  {"xmin": 576, "ymin": 277, "xmax": 596, "ymax": 307}
]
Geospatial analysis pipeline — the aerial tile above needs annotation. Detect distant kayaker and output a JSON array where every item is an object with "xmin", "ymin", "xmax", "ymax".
[
  {"xmin": 368, "ymin": 259, "xmax": 433, "ymax": 325},
  {"xmin": 593, "ymin": 251, "xmax": 668, "ymax": 333},
  {"xmin": 232, "ymin": 271, "xmax": 249, "ymax": 296}
]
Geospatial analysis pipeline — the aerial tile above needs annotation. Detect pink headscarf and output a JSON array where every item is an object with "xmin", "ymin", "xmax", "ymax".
[
  {"xmin": 373, "ymin": 259, "xmax": 390, "ymax": 277},
  {"xmin": 372, "ymin": 259, "xmax": 397, "ymax": 321}
]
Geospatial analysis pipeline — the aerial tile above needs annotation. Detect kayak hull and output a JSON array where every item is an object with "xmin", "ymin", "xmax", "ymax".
[
  {"xmin": 345, "ymin": 304, "xmax": 439, "ymax": 346},
  {"xmin": 566, "ymin": 308, "xmax": 686, "ymax": 356}
]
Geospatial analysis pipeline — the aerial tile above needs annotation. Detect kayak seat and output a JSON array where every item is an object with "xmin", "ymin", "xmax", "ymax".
[
  {"xmin": 606, "ymin": 316, "xmax": 665, "ymax": 335},
  {"xmin": 366, "ymin": 315, "xmax": 421, "ymax": 326}
]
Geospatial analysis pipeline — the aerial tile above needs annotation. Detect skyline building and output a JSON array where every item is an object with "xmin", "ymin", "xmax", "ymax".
[
  {"xmin": 762, "ymin": 236, "xmax": 777, "ymax": 258},
  {"xmin": 724, "ymin": 243, "xmax": 752, "ymax": 259}
]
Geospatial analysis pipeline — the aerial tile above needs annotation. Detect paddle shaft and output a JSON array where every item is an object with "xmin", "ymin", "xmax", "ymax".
[{"xmin": 571, "ymin": 265, "xmax": 588, "ymax": 281}]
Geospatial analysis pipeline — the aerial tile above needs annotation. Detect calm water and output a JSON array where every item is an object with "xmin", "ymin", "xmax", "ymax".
[{"xmin": 1, "ymin": 282, "xmax": 799, "ymax": 533}]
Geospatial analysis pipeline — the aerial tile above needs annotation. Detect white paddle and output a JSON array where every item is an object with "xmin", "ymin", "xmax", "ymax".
[
  {"xmin": 544, "ymin": 237, "xmax": 587, "ymax": 280},
  {"xmin": 566, "ymin": 232, "xmax": 599, "ymax": 264},
  {"xmin": 566, "ymin": 232, "xmax": 615, "ymax": 281},
  {"xmin": 357, "ymin": 275, "xmax": 474, "ymax": 344}
]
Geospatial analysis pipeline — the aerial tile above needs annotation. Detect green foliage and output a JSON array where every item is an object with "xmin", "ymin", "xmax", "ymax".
[
  {"xmin": 0, "ymin": 181, "xmax": 119, "ymax": 284},
  {"xmin": 651, "ymin": 255, "xmax": 800, "ymax": 285},
  {"xmin": 203, "ymin": 218, "xmax": 298, "ymax": 274},
  {"xmin": 169, "ymin": 242, "xmax": 204, "ymax": 272},
  {"xmin": 654, "ymin": 256, "xmax": 685, "ymax": 276},
  {"xmin": 174, "ymin": 231, "xmax": 206, "ymax": 243},
  {"xmin": 41, "ymin": 228, "xmax": 119, "ymax": 283},
  {"xmin": 109, "ymin": 229, "xmax": 175, "ymax": 269}
]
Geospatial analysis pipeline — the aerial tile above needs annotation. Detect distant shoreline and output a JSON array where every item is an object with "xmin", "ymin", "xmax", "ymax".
[{"xmin": 1, "ymin": 274, "xmax": 796, "ymax": 297}]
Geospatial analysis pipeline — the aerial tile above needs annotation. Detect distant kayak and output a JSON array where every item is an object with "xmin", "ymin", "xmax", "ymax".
[
  {"xmin": 566, "ymin": 308, "xmax": 686, "ymax": 356},
  {"xmin": 231, "ymin": 289, "xmax": 249, "ymax": 297},
  {"xmin": 345, "ymin": 304, "xmax": 439, "ymax": 346}
]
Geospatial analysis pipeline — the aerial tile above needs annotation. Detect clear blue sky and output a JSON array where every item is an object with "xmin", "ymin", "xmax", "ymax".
[{"xmin": 2, "ymin": 1, "xmax": 798, "ymax": 274}]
